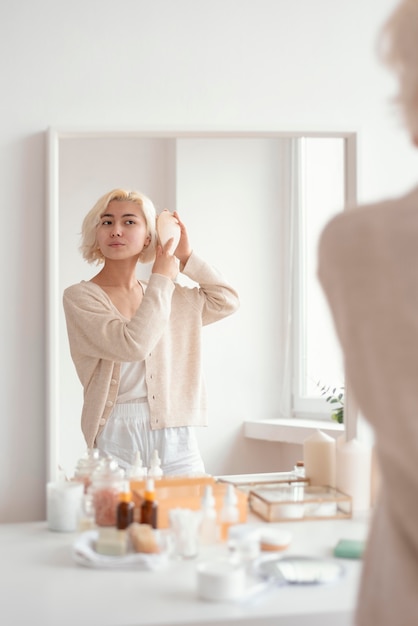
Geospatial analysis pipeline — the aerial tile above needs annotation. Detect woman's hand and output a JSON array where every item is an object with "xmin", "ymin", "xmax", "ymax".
[
  {"xmin": 151, "ymin": 238, "xmax": 179, "ymax": 281},
  {"xmin": 173, "ymin": 211, "xmax": 192, "ymax": 269}
]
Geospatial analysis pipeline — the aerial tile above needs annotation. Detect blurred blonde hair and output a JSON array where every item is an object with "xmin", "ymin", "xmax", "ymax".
[
  {"xmin": 80, "ymin": 188, "xmax": 157, "ymax": 265},
  {"xmin": 378, "ymin": 0, "xmax": 418, "ymax": 136}
]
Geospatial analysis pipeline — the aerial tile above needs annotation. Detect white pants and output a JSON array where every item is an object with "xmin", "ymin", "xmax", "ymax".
[{"xmin": 95, "ymin": 400, "xmax": 205, "ymax": 476}]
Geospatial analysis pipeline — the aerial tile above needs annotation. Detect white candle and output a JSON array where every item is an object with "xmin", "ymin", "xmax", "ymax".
[
  {"xmin": 303, "ymin": 429, "xmax": 336, "ymax": 487},
  {"xmin": 47, "ymin": 481, "xmax": 84, "ymax": 532},
  {"xmin": 336, "ymin": 437, "xmax": 372, "ymax": 512}
]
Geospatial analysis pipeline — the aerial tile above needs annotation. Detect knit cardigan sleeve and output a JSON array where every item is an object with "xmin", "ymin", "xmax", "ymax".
[
  {"xmin": 180, "ymin": 252, "xmax": 240, "ymax": 324},
  {"xmin": 63, "ymin": 272, "xmax": 175, "ymax": 364}
]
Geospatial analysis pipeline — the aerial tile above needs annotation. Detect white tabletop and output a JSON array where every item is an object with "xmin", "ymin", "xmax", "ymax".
[{"xmin": 2, "ymin": 515, "xmax": 369, "ymax": 626}]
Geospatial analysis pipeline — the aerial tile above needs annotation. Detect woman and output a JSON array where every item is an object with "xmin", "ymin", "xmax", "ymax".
[
  {"xmin": 63, "ymin": 188, "xmax": 239, "ymax": 476},
  {"xmin": 318, "ymin": 2, "xmax": 418, "ymax": 624}
]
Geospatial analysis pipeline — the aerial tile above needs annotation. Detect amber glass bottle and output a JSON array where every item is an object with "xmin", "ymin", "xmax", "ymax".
[
  {"xmin": 140, "ymin": 478, "xmax": 158, "ymax": 529},
  {"xmin": 116, "ymin": 482, "xmax": 135, "ymax": 530}
]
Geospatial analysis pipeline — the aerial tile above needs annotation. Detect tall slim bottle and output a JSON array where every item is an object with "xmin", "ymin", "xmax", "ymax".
[{"xmin": 140, "ymin": 478, "xmax": 158, "ymax": 529}]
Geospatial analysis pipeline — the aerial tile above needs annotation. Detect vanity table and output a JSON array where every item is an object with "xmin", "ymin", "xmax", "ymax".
[{"xmin": 1, "ymin": 514, "xmax": 368, "ymax": 626}]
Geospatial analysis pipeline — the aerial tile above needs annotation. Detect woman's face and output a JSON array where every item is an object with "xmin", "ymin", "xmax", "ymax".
[{"xmin": 95, "ymin": 200, "xmax": 150, "ymax": 262}]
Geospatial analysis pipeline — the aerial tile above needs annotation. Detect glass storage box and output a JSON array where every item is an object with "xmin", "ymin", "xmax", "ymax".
[
  {"xmin": 217, "ymin": 472, "xmax": 308, "ymax": 494},
  {"xmin": 249, "ymin": 483, "xmax": 352, "ymax": 522}
]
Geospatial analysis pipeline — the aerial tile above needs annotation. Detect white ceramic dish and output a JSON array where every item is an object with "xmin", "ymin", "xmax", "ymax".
[{"xmin": 196, "ymin": 557, "xmax": 246, "ymax": 601}]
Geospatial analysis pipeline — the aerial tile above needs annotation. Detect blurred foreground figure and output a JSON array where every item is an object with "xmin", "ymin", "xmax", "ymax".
[{"xmin": 318, "ymin": 2, "xmax": 418, "ymax": 625}]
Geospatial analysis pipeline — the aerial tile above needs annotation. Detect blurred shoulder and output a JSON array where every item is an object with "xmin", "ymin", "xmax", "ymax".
[{"xmin": 319, "ymin": 185, "xmax": 418, "ymax": 260}]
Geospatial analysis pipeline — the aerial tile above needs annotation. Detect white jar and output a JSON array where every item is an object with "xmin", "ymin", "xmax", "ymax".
[
  {"xmin": 46, "ymin": 481, "xmax": 84, "ymax": 532},
  {"xmin": 197, "ymin": 558, "xmax": 246, "ymax": 601}
]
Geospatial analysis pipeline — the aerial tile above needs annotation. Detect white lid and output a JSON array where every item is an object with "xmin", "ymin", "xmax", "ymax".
[
  {"xmin": 223, "ymin": 483, "xmax": 238, "ymax": 506},
  {"xmin": 201, "ymin": 485, "xmax": 215, "ymax": 508}
]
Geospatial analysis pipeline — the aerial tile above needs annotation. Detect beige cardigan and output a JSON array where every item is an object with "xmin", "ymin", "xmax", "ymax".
[
  {"xmin": 318, "ymin": 185, "xmax": 418, "ymax": 626},
  {"xmin": 63, "ymin": 252, "xmax": 239, "ymax": 449}
]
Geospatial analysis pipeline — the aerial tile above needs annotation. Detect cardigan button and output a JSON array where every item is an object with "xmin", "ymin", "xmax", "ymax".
[
  {"xmin": 110, "ymin": 379, "xmax": 117, "ymax": 385},
  {"xmin": 105, "ymin": 400, "xmax": 113, "ymax": 407},
  {"xmin": 99, "ymin": 418, "xmax": 106, "ymax": 425}
]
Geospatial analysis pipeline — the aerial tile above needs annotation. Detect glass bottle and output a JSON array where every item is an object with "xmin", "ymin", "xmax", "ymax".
[
  {"xmin": 116, "ymin": 481, "xmax": 135, "ymax": 530},
  {"xmin": 293, "ymin": 461, "xmax": 305, "ymax": 479},
  {"xmin": 140, "ymin": 478, "xmax": 158, "ymax": 528}
]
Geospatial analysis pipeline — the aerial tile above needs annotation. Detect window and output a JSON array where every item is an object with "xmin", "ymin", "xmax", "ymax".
[{"xmin": 292, "ymin": 136, "xmax": 348, "ymax": 419}]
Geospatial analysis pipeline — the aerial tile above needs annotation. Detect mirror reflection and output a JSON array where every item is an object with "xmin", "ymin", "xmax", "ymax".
[
  {"xmin": 47, "ymin": 130, "xmax": 355, "ymax": 481},
  {"xmin": 257, "ymin": 555, "xmax": 345, "ymax": 585},
  {"xmin": 62, "ymin": 187, "xmax": 240, "ymax": 476}
]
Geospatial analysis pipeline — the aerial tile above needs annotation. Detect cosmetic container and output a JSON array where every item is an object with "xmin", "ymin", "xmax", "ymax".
[
  {"xmin": 90, "ymin": 456, "xmax": 125, "ymax": 527},
  {"xmin": 127, "ymin": 451, "xmax": 147, "ymax": 479},
  {"xmin": 72, "ymin": 447, "xmax": 101, "ymax": 493},
  {"xmin": 220, "ymin": 484, "xmax": 239, "ymax": 541},
  {"xmin": 141, "ymin": 478, "xmax": 158, "ymax": 528},
  {"xmin": 116, "ymin": 481, "xmax": 135, "ymax": 530},
  {"xmin": 46, "ymin": 479, "xmax": 84, "ymax": 532},
  {"xmin": 199, "ymin": 485, "xmax": 219, "ymax": 545},
  {"xmin": 169, "ymin": 508, "xmax": 202, "ymax": 559},
  {"xmin": 148, "ymin": 449, "xmax": 163, "ymax": 478}
]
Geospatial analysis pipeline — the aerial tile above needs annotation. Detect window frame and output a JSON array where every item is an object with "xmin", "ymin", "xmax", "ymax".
[{"xmin": 290, "ymin": 133, "xmax": 357, "ymax": 421}]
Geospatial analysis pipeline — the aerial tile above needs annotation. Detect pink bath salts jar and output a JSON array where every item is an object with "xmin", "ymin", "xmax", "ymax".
[{"xmin": 90, "ymin": 456, "xmax": 125, "ymax": 527}]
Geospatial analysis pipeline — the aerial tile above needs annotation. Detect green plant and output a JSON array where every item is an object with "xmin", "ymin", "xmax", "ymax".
[{"xmin": 318, "ymin": 383, "xmax": 344, "ymax": 424}]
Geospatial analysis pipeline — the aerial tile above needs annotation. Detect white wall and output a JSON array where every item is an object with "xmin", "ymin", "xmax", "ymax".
[{"xmin": 1, "ymin": 0, "xmax": 416, "ymax": 522}]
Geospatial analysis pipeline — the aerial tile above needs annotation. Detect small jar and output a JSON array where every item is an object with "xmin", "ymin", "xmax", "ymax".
[
  {"xmin": 72, "ymin": 448, "xmax": 101, "ymax": 493},
  {"xmin": 90, "ymin": 456, "xmax": 125, "ymax": 527},
  {"xmin": 293, "ymin": 461, "xmax": 305, "ymax": 478}
]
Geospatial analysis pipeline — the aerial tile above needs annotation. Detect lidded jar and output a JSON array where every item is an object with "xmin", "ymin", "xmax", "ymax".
[
  {"xmin": 90, "ymin": 456, "xmax": 125, "ymax": 527},
  {"xmin": 73, "ymin": 448, "xmax": 101, "ymax": 493}
]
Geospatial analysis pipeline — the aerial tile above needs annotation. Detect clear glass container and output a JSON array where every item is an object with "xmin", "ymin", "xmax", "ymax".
[
  {"xmin": 72, "ymin": 448, "xmax": 101, "ymax": 493},
  {"xmin": 90, "ymin": 456, "xmax": 125, "ymax": 527}
]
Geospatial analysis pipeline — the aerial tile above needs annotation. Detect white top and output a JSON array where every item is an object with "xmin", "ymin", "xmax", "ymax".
[
  {"xmin": 117, "ymin": 360, "xmax": 147, "ymax": 402},
  {"xmin": 1, "ymin": 514, "xmax": 369, "ymax": 626}
]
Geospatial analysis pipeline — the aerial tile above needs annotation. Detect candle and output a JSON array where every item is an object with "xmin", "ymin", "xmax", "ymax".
[
  {"xmin": 46, "ymin": 481, "xmax": 84, "ymax": 532},
  {"xmin": 336, "ymin": 437, "xmax": 372, "ymax": 512},
  {"xmin": 303, "ymin": 429, "xmax": 336, "ymax": 487}
]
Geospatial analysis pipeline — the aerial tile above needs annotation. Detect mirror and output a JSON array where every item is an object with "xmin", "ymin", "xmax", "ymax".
[
  {"xmin": 257, "ymin": 555, "xmax": 345, "ymax": 585},
  {"xmin": 47, "ymin": 128, "xmax": 356, "ymax": 481}
]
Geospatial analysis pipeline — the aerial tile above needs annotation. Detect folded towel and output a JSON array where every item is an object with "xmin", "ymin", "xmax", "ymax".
[{"xmin": 72, "ymin": 530, "xmax": 169, "ymax": 570}]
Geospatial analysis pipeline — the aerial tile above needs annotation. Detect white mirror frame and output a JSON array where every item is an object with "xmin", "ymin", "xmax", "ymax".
[{"xmin": 46, "ymin": 127, "xmax": 357, "ymax": 482}]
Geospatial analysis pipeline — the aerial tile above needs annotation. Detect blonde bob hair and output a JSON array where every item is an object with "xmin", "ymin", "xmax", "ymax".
[
  {"xmin": 80, "ymin": 188, "xmax": 158, "ymax": 265},
  {"xmin": 378, "ymin": 0, "xmax": 418, "ymax": 136}
]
